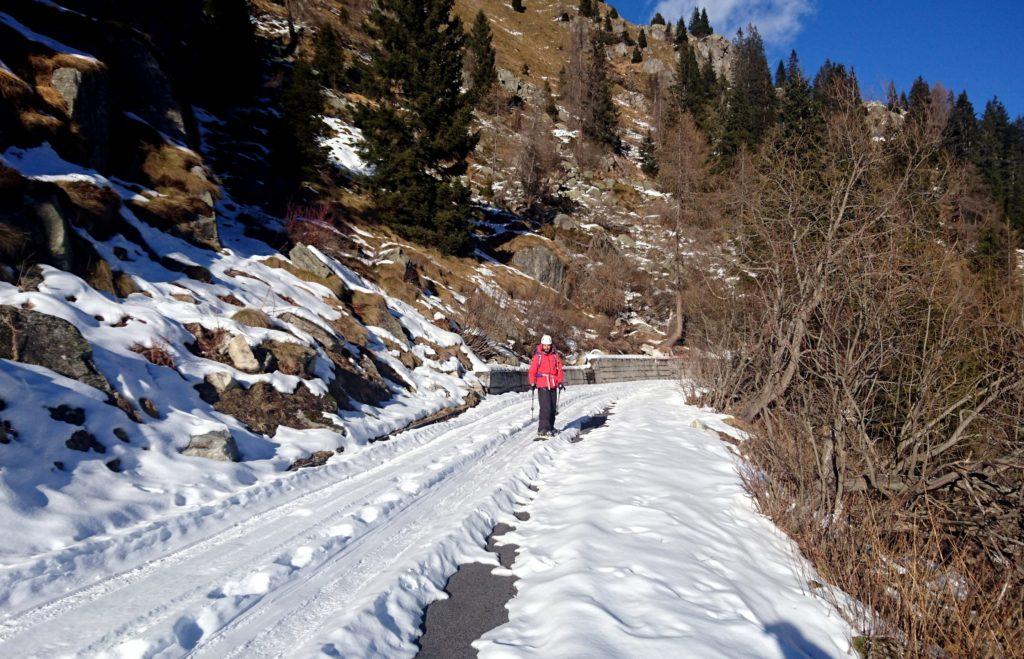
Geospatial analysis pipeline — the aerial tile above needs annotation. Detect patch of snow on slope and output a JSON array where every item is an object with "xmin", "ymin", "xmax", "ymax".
[
  {"xmin": 0, "ymin": 12, "xmax": 97, "ymax": 62},
  {"xmin": 478, "ymin": 384, "xmax": 856, "ymax": 658},
  {"xmin": 322, "ymin": 117, "xmax": 371, "ymax": 175}
]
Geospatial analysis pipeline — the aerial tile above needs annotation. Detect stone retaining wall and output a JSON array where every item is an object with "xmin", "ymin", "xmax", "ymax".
[{"xmin": 477, "ymin": 357, "xmax": 687, "ymax": 395}]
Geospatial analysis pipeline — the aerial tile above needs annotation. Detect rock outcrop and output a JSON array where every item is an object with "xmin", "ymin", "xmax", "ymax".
[{"xmin": 0, "ymin": 306, "xmax": 112, "ymax": 395}]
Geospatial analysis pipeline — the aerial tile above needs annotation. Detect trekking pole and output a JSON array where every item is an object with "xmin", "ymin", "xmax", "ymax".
[{"xmin": 530, "ymin": 385, "xmax": 535, "ymax": 417}]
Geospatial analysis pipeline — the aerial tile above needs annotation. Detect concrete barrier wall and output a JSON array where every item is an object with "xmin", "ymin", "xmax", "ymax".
[{"xmin": 477, "ymin": 357, "xmax": 685, "ymax": 395}]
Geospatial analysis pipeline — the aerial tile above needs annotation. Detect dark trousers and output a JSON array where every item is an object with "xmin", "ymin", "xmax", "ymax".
[{"xmin": 537, "ymin": 387, "xmax": 557, "ymax": 433}]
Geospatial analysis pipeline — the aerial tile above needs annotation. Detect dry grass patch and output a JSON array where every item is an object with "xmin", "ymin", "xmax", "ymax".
[
  {"xmin": 130, "ymin": 342, "xmax": 175, "ymax": 368},
  {"xmin": 231, "ymin": 307, "xmax": 273, "ymax": 329}
]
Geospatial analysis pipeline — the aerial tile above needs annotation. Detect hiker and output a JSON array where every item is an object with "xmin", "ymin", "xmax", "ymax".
[{"xmin": 528, "ymin": 334, "xmax": 564, "ymax": 437}]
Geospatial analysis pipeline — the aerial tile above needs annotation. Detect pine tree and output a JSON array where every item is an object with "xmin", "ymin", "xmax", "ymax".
[
  {"xmin": 885, "ymin": 81, "xmax": 899, "ymax": 111},
  {"xmin": 631, "ymin": 46, "xmax": 643, "ymax": 63},
  {"xmin": 579, "ymin": 0, "xmax": 594, "ymax": 18},
  {"xmin": 271, "ymin": 61, "xmax": 327, "ymax": 188},
  {"xmin": 778, "ymin": 50, "xmax": 820, "ymax": 149},
  {"xmin": 355, "ymin": 0, "xmax": 477, "ymax": 254},
  {"xmin": 700, "ymin": 8, "xmax": 712, "ymax": 35},
  {"xmin": 639, "ymin": 130, "xmax": 658, "ymax": 176},
  {"xmin": 542, "ymin": 79, "xmax": 559, "ymax": 117},
  {"xmin": 674, "ymin": 18, "xmax": 687, "ymax": 45},
  {"xmin": 620, "ymin": 28, "xmax": 634, "ymax": 46},
  {"xmin": 720, "ymin": 26, "xmax": 776, "ymax": 160},
  {"xmin": 584, "ymin": 34, "xmax": 620, "ymax": 150},
  {"xmin": 774, "ymin": 59, "xmax": 786, "ymax": 87},
  {"xmin": 906, "ymin": 76, "xmax": 931, "ymax": 125},
  {"xmin": 609, "ymin": 6, "xmax": 619, "ymax": 19},
  {"xmin": 944, "ymin": 91, "xmax": 978, "ymax": 161},
  {"xmin": 651, "ymin": 12, "xmax": 665, "ymax": 25},
  {"xmin": 977, "ymin": 98, "xmax": 1014, "ymax": 219},
  {"xmin": 466, "ymin": 11, "xmax": 498, "ymax": 108},
  {"xmin": 688, "ymin": 7, "xmax": 702, "ymax": 35},
  {"xmin": 511, "ymin": 0, "xmax": 525, "ymax": 13},
  {"xmin": 664, "ymin": 22, "xmax": 673, "ymax": 41},
  {"xmin": 898, "ymin": 91, "xmax": 908, "ymax": 111},
  {"xmin": 813, "ymin": 59, "xmax": 861, "ymax": 112},
  {"xmin": 673, "ymin": 37, "xmax": 702, "ymax": 113},
  {"xmin": 603, "ymin": 14, "xmax": 612, "ymax": 32},
  {"xmin": 312, "ymin": 26, "xmax": 347, "ymax": 91},
  {"xmin": 637, "ymin": 28, "xmax": 647, "ymax": 49}
]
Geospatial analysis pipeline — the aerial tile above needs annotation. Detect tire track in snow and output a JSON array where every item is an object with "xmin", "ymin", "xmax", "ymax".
[{"xmin": 0, "ymin": 385, "xmax": 633, "ymax": 657}]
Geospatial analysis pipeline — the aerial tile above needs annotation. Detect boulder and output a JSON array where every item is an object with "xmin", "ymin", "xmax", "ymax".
[
  {"xmin": 110, "ymin": 33, "xmax": 188, "ymax": 143},
  {"xmin": 66, "ymin": 429, "xmax": 105, "ymax": 453},
  {"xmin": 0, "ymin": 306, "xmax": 112, "ymax": 395},
  {"xmin": 328, "ymin": 356, "xmax": 392, "ymax": 407},
  {"xmin": 204, "ymin": 371, "xmax": 237, "ymax": 394},
  {"xmin": 289, "ymin": 244, "xmax": 334, "ymax": 281},
  {"xmin": 225, "ymin": 335, "xmax": 260, "ymax": 373},
  {"xmin": 50, "ymin": 66, "xmax": 110, "ymax": 169},
  {"xmin": 553, "ymin": 213, "xmax": 575, "ymax": 231},
  {"xmin": 181, "ymin": 428, "xmax": 239, "ymax": 462},
  {"xmin": 33, "ymin": 194, "xmax": 73, "ymax": 271},
  {"xmin": 510, "ymin": 244, "xmax": 567, "ymax": 292}
]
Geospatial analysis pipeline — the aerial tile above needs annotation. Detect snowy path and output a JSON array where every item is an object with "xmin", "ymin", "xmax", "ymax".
[
  {"xmin": 0, "ymin": 385, "xmax": 630, "ymax": 657},
  {"xmin": 479, "ymin": 385, "xmax": 856, "ymax": 658},
  {"xmin": 0, "ymin": 382, "xmax": 854, "ymax": 657}
]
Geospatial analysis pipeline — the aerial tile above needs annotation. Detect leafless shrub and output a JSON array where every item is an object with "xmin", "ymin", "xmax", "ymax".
[
  {"xmin": 685, "ymin": 89, "xmax": 1024, "ymax": 654},
  {"xmin": 130, "ymin": 342, "xmax": 175, "ymax": 368}
]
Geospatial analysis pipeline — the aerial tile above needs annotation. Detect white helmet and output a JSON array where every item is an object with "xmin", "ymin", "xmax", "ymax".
[{"xmin": 541, "ymin": 334, "xmax": 553, "ymax": 345}]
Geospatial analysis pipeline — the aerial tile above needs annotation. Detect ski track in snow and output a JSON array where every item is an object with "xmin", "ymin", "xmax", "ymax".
[
  {"xmin": 0, "ymin": 384, "xmax": 632, "ymax": 658},
  {"xmin": 479, "ymin": 385, "xmax": 856, "ymax": 658}
]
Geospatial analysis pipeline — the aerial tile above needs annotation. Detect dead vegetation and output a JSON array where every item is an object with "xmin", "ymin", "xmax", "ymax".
[
  {"xmin": 683, "ymin": 91, "xmax": 1024, "ymax": 655},
  {"xmin": 129, "ymin": 342, "xmax": 175, "ymax": 368}
]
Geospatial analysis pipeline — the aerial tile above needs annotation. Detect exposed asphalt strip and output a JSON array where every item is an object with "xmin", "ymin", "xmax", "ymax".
[{"xmin": 414, "ymin": 409, "xmax": 613, "ymax": 658}]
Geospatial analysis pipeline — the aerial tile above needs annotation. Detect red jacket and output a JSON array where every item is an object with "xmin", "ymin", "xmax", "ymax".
[{"xmin": 528, "ymin": 345, "xmax": 564, "ymax": 389}]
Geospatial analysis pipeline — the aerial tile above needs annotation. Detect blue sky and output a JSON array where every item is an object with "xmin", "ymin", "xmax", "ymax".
[{"xmin": 613, "ymin": 0, "xmax": 1024, "ymax": 116}]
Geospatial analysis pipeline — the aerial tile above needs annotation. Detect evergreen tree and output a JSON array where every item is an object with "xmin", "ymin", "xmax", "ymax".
[
  {"xmin": 673, "ymin": 37, "xmax": 703, "ymax": 113},
  {"xmin": 639, "ymin": 130, "xmax": 658, "ymax": 176},
  {"xmin": 637, "ymin": 28, "xmax": 648, "ymax": 49},
  {"xmin": 700, "ymin": 8, "xmax": 713, "ymax": 35},
  {"xmin": 906, "ymin": 76, "xmax": 931, "ymax": 125},
  {"xmin": 271, "ymin": 61, "xmax": 327, "ymax": 188},
  {"xmin": 609, "ymin": 6, "xmax": 618, "ymax": 19},
  {"xmin": 542, "ymin": 79, "xmax": 559, "ymax": 117},
  {"xmin": 774, "ymin": 59, "xmax": 786, "ymax": 87},
  {"xmin": 579, "ymin": 0, "xmax": 595, "ymax": 18},
  {"xmin": 355, "ymin": 0, "xmax": 477, "ymax": 254},
  {"xmin": 885, "ymin": 81, "xmax": 899, "ymax": 111},
  {"xmin": 651, "ymin": 12, "xmax": 666, "ymax": 25},
  {"xmin": 603, "ymin": 14, "xmax": 613, "ymax": 32},
  {"xmin": 664, "ymin": 22, "xmax": 673, "ymax": 41},
  {"xmin": 674, "ymin": 17, "xmax": 687, "ymax": 45},
  {"xmin": 584, "ymin": 34, "xmax": 620, "ymax": 150},
  {"xmin": 812, "ymin": 59, "xmax": 861, "ymax": 112},
  {"xmin": 977, "ymin": 98, "xmax": 1015, "ymax": 223},
  {"xmin": 631, "ymin": 46, "xmax": 643, "ymax": 63},
  {"xmin": 312, "ymin": 26, "xmax": 346, "ymax": 91},
  {"xmin": 688, "ymin": 7, "xmax": 702, "ymax": 35},
  {"xmin": 511, "ymin": 0, "xmax": 524, "ymax": 12},
  {"xmin": 898, "ymin": 91, "xmax": 909, "ymax": 111},
  {"xmin": 944, "ymin": 91, "xmax": 978, "ymax": 160},
  {"xmin": 720, "ymin": 27, "xmax": 776, "ymax": 159},
  {"xmin": 620, "ymin": 28, "xmax": 634, "ymax": 45},
  {"xmin": 778, "ymin": 50, "xmax": 820, "ymax": 148},
  {"xmin": 466, "ymin": 10, "xmax": 498, "ymax": 108}
]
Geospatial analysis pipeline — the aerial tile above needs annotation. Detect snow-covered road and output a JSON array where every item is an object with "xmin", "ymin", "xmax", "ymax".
[{"xmin": 0, "ymin": 382, "xmax": 854, "ymax": 657}]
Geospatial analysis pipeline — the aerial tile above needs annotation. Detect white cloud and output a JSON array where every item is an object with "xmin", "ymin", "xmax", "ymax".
[{"xmin": 653, "ymin": 0, "xmax": 813, "ymax": 45}]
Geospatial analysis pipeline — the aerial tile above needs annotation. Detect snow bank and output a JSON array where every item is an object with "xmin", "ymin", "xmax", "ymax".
[
  {"xmin": 479, "ymin": 384, "xmax": 855, "ymax": 658},
  {"xmin": 321, "ymin": 117, "xmax": 371, "ymax": 175}
]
